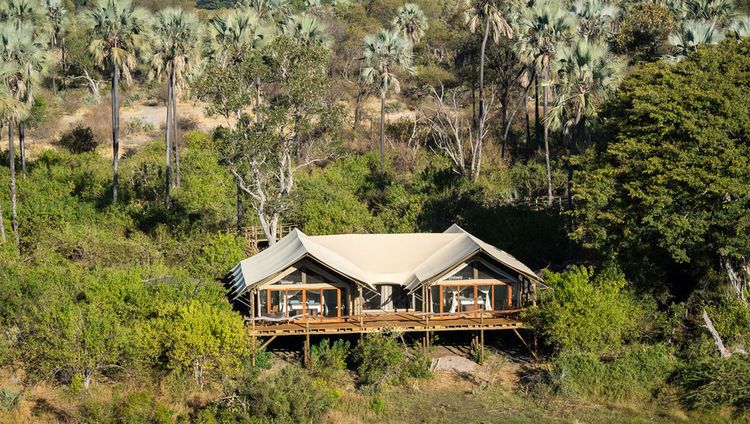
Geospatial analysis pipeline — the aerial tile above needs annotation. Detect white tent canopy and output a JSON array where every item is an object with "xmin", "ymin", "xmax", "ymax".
[{"xmin": 227, "ymin": 225, "xmax": 541, "ymax": 299}]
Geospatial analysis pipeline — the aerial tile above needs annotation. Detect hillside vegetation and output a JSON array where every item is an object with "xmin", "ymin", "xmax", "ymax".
[{"xmin": 2, "ymin": 0, "xmax": 750, "ymax": 422}]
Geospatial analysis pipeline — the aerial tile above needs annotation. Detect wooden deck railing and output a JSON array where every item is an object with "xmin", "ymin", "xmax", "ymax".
[{"xmin": 230, "ymin": 224, "xmax": 297, "ymax": 254}]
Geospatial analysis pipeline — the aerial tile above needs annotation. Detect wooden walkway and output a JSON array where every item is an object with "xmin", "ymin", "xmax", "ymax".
[{"xmin": 247, "ymin": 312, "xmax": 524, "ymax": 336}]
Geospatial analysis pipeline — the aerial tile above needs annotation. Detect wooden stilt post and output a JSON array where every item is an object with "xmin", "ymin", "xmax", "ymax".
[
  {"xmin": 358, "ymin": 285, "xmax": 364, "ymax": 335},
  {"xmin": 250, "ymin": 289, "xmax": 256, "ymax": 366},
  {"xmin": 304, "ymin": 319, "xmax": 311, "ymax": 368},
  {"xmin": 512, "ymin": 328, "xmax": 539, "ymax": 361},
  {"xmin": 480, "ymin": 311, "xmax": 485, "ymax": 364},
  {"xmin": 480, "ymin": 329, "xmax": 485, "ymax": 364},
  {"xmin": 303, "ymin": 334, "xmax": 310, "ymax": 368}
]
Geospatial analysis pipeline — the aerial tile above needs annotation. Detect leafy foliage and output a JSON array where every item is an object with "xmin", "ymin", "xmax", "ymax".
[
  {"xmin": 572, "ymin": 39, "xmax": 750, "ymax": 293},
  {"xmin": 676, "ymin": 354, "xmax": 750, "ymax": 412},
  {"xmin": 529, "ymin": 266, "xmax": 640, "ymax": 355},
  {"xmin": 58, "ymin": 125, "xmax": 98, "ymax": 153},
  {"xmin": 233, "ymin": 366, "xmax": 339, "ymax": 423},
  {"xmin": 353, "ymin": 332, "xmax": 431, "ymax": 390},
  {"xmin": 310, "ymin": 338, "xmax": 350, "ymax": 380},
  {"xmin": 550, "ymin": 344, "xmax": 675, "ymax": 401}
]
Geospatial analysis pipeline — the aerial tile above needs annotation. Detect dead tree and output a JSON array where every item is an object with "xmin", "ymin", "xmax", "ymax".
[{"xmin": 422, "ymin": 85, "xmax": 493, "ymax": 180}]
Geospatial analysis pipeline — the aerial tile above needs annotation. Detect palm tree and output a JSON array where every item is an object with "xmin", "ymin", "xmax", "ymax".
[
  {"xmin": 727, "ymin": 15, "xmax": 750, "ymax": 37},
  {"xmin": 281, "ymin": 14, "xmax": 329, "ymax": 46},
  {"xmin": 209, "ymin": 8, "xmax": 275, "ymax": 124},
  {"xmin": 209, "ymin": 8, "xmax": 275, "ymax": 68},
  {"xmin": 681, "ymin": 0, "xmax": 736, "ymax": 24},
  {"xmin": 43, "ymin": 0, "xmax": 67, "ymax": 93},
  {"xmin": 0, "ymin": 86, "xmax": 12, "ymax": 244},
  {"xmin": 151, "ymin": 8, "xmax": 201, "ymax": 206},
  {"xmin": 391, "ymin": 3, "xmax": 429, "ymax": 45},
  {"xmin": 569, "ymin": 0, "xmax": 619, "ymax": 41},
  {"xmin": 669, "ymin": 19, "xmax": 725, "ymax": 56},
  {"xmin": 0, "ymin": 21, "xmax": 51, "ymax": 247},
  {"xmin": 86, "ymin": 0, "xmax": 149, "ymax": 203},
  {"xmin": 464, "ymin": 0, "xmax": 513, "ymax": 170},
  {"xmin": 547, "ymin": 38, "xmax": 623, "ymax": 208},
  {"xmin": 236, "ymin": 0, "xmax": 291, "ymax": 24},
  {"xmin": 518, "ymin": 0, "xmax": 574, "ymax": 204},
  {"xmin": 362, "ymin": 28, "xmax": 415, "ymax": 174},
  {"xmin": 1, "ymin": 0, "xmax": 50, "ymax": 177}
]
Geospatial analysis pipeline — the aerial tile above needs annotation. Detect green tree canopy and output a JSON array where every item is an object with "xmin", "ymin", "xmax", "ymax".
[{"xmin": 572, "ymin": 39, "xmax": 750, "ymax": 295}]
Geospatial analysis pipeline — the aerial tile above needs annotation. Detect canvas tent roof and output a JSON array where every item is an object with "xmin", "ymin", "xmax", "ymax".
[{"xmin": 227, "ymin": 225, "xmax": 541, "ymax": 299}]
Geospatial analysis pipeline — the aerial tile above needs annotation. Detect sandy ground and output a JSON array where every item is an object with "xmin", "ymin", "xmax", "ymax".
[
  {"xmin": 0, "ymin": 100, "xmax": 227, "ymax": 156},
  {"xmin": 0, "ymin": 94, "xmax": 416, "ymax": 159}
]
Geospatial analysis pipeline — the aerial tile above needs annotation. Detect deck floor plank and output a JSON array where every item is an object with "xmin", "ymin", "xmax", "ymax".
[{"xmin": 248, "ymin": 313, "xmax": 523, "ymax": 336}]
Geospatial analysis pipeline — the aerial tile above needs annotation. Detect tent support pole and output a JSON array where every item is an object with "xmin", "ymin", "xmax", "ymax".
[
  {"xmin": 250, "ymin": 289, "xmax": 256, "ymax": 366},
  {"xmin": 304, "ymin": 320, "xmax": 311, "ymax": 368},
  {"xmin": 480, "ymin": 312, "xmax": 485, "ymax": 364},
  {"xmin": 513, "ymin": 328, "xmax": 539, "ymax": 361}
]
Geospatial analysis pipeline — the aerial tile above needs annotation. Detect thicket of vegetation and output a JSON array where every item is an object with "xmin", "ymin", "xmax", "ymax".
[{"xmin": 1, "ymin": 0, "xmax": 750, "ymax": 422}]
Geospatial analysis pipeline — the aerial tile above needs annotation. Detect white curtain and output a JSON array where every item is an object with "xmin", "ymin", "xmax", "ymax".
[
  {"xmin": 480, "ymin": 289, "xmax": 492, "ymax": 311},
  {"xmin": 448, "ymin": 290, "xmax": 458, "ymax": 314}
]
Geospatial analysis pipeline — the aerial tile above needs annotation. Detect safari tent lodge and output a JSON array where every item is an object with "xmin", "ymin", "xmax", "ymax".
[{"xmin": 227, "ymin": 225, "xmax": 543, "ymax": 337}]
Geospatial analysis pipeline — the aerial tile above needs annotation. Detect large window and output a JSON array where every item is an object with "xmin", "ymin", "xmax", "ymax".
[
  {"xmin": 260, "ymin": 287, "xmax": 343, "ymax": 321},
  {"xmin": 257, "ymin": 265, "xmax": 346, "ymax": 321},
  {"xmin": 433, "ymin": 283, "xmax": 511, "ymax": 317}
]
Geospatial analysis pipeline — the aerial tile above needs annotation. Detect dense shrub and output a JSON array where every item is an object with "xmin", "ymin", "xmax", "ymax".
[
  {"xmin": 240, "ymin": 366, "xmax": 339, "ymax": 423},
  {"xmin": 58, "ymin": 125, "xmax": 98, "ymax": 154},
  {"xmin": 528, "ymin": 266, "xmax": 640, "ymax": 355},
  {"xmin": 353, "ymin": 333, "xmax": 406, "ymax": 388},
  {"xmin": 158, "ymin": 299, "xmax": 249, "ymax": 388},
  {"xmin": 310, "ymin": 338, "xmax": 350, "ymax": 380},
  {"xmin": 550, "ymin": 344, "xmax": 675, "ymax": 402},
  {"xmin": 79, "ymin": 390, "xmax": 176, "ymax": 424},
  {"xmin": 675, "ymin": 354, "xmax": 750, "ymax": 413},
  {"xmin": 353, "ymin": 332, "xmax": 431, "ymax": 390}
]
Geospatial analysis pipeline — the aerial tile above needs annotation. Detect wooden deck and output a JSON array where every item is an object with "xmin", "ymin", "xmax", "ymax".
[{"xmin": 247, "ymin": 312, "xmax": 524, "ymax": 336}]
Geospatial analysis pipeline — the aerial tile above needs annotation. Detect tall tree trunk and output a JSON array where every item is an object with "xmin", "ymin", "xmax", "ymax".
[
  {"xmin": 61, "ymin": 38, "xmax": 67, "ymax": 89},
  {"xmin": 477, "ymin": 18, "xmax": 490, "ymax": 172},
  {"xmin": 165, "ymin": 69, "xmax": 173, "ymax": 207},
  {"xmin": 236, "ymin": 182, "xmax": 244, "ymax": 233},
  {"xmin": 354, "ymin": 82, "xmax": 366, "ymax": 129},
  {"xmin": 471, "ymin": 85, "xmax": 477, "ymax": 130},
  {"xmin": 525, "ymin": 98, "xmax": 531, "ymax": 146},
  {"xmin": 567, "ymin": 118, "xmax": 583, "ymax": 213},
  {"xmin": 8, "ymin": 120, "xmax": 19, "ymax": 247},
  {"xmin": 534, "ymin": 72, "xmax": 540, "ymax": 148},
  {"xmin": 543, "ymin": 63, "xmax": 553, "ymax": 206},
  {"xmin": 111, "ymin": 62, "xmax": 120, "ymax": 203},
  {"xmin": 171, "ymin": 78, "xmax": 180, "ymax": 187},
  {"xmin": 500, "ymin": 85, "xmax": 509, "ymax": 160},
  {"xmin": 0, "ymin": 124, "xmax": 6, "ymax": 243},
  {"xmin": 19, "ymin": 121, "xmax": 26, "ymax": 177},
  {"xmin": 255, "ymin": 76, "xmax": 261, "ymax": 124},
  {"xmin": 379, "ymin": 89, "xmax": 386, "ymax": 174}
]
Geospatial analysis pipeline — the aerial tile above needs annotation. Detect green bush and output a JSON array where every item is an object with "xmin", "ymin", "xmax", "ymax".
[
  {"xmin": 353, "ymin": 333, "xmax": 406, "ymax": 388},
  {"xmin": 186, "ymin": 232, "xmax": 247, "ymax": 281},
  {"xmin": 58, "ymin": 125, "xmax": 98, "ymax": 154},
  {"xmin": 79, "ymin": 390, "xmax": 176, "ymax": 424},
  {"xmin": 676, "ymin": 354, "xmax": 750, "ymax": 413},
  {"xmin": 310, "ymin": 338, "xmax": 350, "ymax": 380},
  {"xmin": 238, "ymin": 366, "xmax": 338, "ymax": 423},
  {"xmin": 528, "ymin": 266, "xmax": 641, "ymax": 355},
  {"xmin": 550, "ymin": 344, "xmax": 675, "ymax": 402},
  {"xmin": 117, "ymin": 391, "xmax": 174, "ymax": 424}
]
